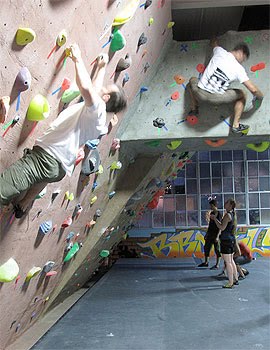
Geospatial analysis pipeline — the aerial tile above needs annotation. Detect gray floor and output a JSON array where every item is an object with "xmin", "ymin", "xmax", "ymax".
[{"xmin": 32, "ymin": 258, "xmax": 270, "ymax": 350}]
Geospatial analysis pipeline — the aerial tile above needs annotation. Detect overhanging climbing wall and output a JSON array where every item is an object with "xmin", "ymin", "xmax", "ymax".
[
  {"xmin": 0, "ymin": 1, "xmax": 176, "ymax": 348},
  {"xmin": 119, "ymin": 29, "xmax": 270, "ymax": 156}
]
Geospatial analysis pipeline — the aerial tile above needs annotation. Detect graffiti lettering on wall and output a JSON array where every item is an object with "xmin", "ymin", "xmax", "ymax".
[{"xmin": 137, "ymin": 227, "xmax": 270, "ymax": 259}]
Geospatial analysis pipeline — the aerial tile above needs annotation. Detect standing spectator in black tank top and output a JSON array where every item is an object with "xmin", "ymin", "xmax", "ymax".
[
  {"xmin": 198, "ymin": 199, "xmax": 221, "ymax": 269},
  {"xmin": 211, "ymin": 198, "xmax": 239, "ymax": 288}
]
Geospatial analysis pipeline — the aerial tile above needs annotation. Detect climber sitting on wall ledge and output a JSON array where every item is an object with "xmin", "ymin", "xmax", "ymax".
[
  {"xmin": 0, "ymin": 44, "xmax": 127, "ymax": 218},
  {"xmin": 187, "ymin": 39, "xmax": 264, "ymax": 134}
]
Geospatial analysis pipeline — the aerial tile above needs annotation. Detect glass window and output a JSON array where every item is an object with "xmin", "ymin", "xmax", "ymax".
[
  {"xmin": 212, "ymin": 163, "xmax": 222, "ymax": 177},
  {"xmin": 176, "ymin": 212, "xmax": 186, "ymax": 226},
  {"xmin": 247, "ymin": 150, "xmax": 257, "ymax": 160},
  {"xmin": 153, "ymin": 211, "xmax": 164, "ymax": 227},
  {"xmin": 200, "ymin": 163, "xmax": 210, "ymax": 178},
  {"xmin": 259, "ymin": 162, "xmax": 269, "ymax": 176},
  {"xmin": 188, "ymin": 211, "xmax": 198, "ymax": 226},
  {"xmin": 249, "ymin": 193, "xmax": 259, "ymax": 208},
  {"xmin": 223, "ymin": 178, "xmax": 233, "ymax": 192},
  {"xmin": 222, "ymin": 150, "xmax": 232, "ymax": 161},
  {"xmin": 212, "ymin": 179, "xmax": 222, "ymax": 193},
  {"xmin": 199, "ymin": 151, "xmax": 210, "ymax": 161},
  {"xmin": 233, "ymin": 150, "xmax": 244, "ymax": 160},
  {"xmin": 138, "ymin": 211, "xmax": 153, "ymax": 228},
  {"xmin": 248, "ymin": 162, "xmax": 258, "ymax": 176},
  {"xmin": 234, "ymin": 178, "xmax": 245, "ymax": 193},
  {"xmin": 201, "ymin": 196, "xmax": 210, "ymax": 210},
  {"xmin": 200, "ymin": 179, "xmax": 211, "ymax": 194},
  {"xmin": 234, "ymin": 162, "xmax": 245, "ymax": 177},
  {"xmin": 261, "ymin": 209, "xmax": 270, "ymax": 224},
  {"xmin": 237, "ymin": 210, "xmax": 246, "ymax": 225},
  {"xmin": 186, "ymin": 163, "xmax": 197, "ymax": 178},
  {"xmin": 187, "ymin": 179, "xmax": 197, "ymax": 194},
  {"xmin": 235, "ymin": 194, "xmax": 246, "ymax": 209},
  {"xmin": 222, "ymin": 163, "xmax": 233, "ymax": 177},
  {"xmin": 211, "ymin": 151, "xmax": 221, "ymax": 161},
  {"xmin": 176, "ymin": 195, "xmax": 186, "ymax": 211},
  {"xmin": 187, "ymin": 195, "xmax": 197, "ymax": 210},
  {"xmin": 165, "ymin": 212, "xmax": 175, "ymax": 227},
  {"xmin": 248, "ymin": 177, "xmax": 258, "ymax": 192},
  {"xmin": 163, "ymin": 197, "xmax": 175, "ymax": 211},
  {"xmin": 258, "ymin": 149, "xmax": 270, "ymax": 160},
  {"xmin": 259, "ymin": 177, "xmax": 270, "ymax": 191},
  {"xmin": 260, "ymin": 193, "xmax": 270, "ymax": 208},
  {"xmin": 201, "ymin": 211, "xmax": 209, "ymax": 226},
  {"xmin": 249, "ymin": 209, "xmax": 260, "ymax": 225}
]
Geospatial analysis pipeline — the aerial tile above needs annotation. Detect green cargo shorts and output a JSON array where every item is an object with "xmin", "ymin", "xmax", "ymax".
[
  {"xmin": 189, "ymin": 77, "xmax": 244, "ymax": 105},
  {"xmin": 0, "ymin": 146, "xmax": 66, "ymax": 205}
]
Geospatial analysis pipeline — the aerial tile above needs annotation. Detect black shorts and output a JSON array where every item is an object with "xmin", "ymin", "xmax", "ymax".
[{"xmin": 220, "ymin": 240, "xmax": 235, "ymax": 254}]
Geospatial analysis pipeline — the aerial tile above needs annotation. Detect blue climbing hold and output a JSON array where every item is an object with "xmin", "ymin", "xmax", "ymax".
[{"xmin": 39, "ymin": 221, "xmax": 53, "ymax": 235}]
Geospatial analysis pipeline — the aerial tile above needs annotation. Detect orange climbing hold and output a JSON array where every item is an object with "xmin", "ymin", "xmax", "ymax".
[
  {"xmin": 174, "ymin": 75, "xmax": 185, "ymax": 85},
  {"xmin": 186, "ymin": 115, "xmax": 198, "ymax": 125},
  {"xmin": 205, "ymin": 139, "xmax": 227, "ymax": 147}
]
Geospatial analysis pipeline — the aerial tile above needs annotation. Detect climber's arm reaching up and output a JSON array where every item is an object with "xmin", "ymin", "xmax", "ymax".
[
  {"xmin": 69, "ymin": 44, "xmax": 98, "ymax": 107},
  {"xmin": 92, "ymin": 54, "xmax": 109, "ymax": 93}
]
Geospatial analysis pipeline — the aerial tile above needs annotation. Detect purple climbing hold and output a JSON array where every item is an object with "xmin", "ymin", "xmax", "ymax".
[{"xmin": 14, "ymin": 67, "xmax": 31, "ymax": 92}]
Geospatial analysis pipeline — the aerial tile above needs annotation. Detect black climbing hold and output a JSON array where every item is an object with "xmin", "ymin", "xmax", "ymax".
[
  {"xmin": 153, "ymin": 117, "xmax": 165, "ymax": 128},
  {"xmin": 138, "ymin": 33, "xmax": 147, "ymax": 47}
]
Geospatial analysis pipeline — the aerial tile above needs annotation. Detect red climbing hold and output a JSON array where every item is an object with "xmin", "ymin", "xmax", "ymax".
[
  {"xmin": 186, "ymin": 115, "xmax": 198, "ymax": 125},
  {"xmin": 61, "ymin": 216, "xmax": 72, "ymax": 228},
  {"xmin": 196, "ymin": 63, "xmax": 205, "ymax": 74},
  {"xmin": 250, "ymin": 62, "xmax": 265, "ymax": 72},
  {"xmin": 171, "ymin": 91, "xmax": 180, "ymax": 100}
]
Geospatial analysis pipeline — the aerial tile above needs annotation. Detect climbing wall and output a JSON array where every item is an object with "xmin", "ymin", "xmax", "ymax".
[
  {"xmin": 119, "ymin": 29, "xmax": 270, "ymax": 154},
  {"xmin": 0, "ymin": 1, "xmax": 175, "ymax": 348}
]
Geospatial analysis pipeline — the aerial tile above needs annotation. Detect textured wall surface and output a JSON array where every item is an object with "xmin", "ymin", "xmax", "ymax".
[
  {"xmin": 0, "ymin": 1, "xmax": 174, "ymax": 348},
  {"xmin": 119, "ymin": 30, "xmax": 270, "ymax": 155}
]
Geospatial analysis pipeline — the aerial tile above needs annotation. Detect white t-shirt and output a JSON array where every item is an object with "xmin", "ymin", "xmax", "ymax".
[
  {"xmin": 198, "ymin": 46, "xmax": 249, "ymax": 94},
  {"xmin": 35, "ymin": 98, "xmax": 107, "ymax": 176}
]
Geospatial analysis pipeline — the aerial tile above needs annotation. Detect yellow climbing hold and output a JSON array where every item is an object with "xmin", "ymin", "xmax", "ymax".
[
  {"xmin": 149, "ymin": 18, "xmax": 154, "ymax": 25},
  {"xmin": 16, "ymin": 27, "xmax": 36, "ymax": 45},
  {"xmin": 246, "ymin": 141, "xmax": 270, "ymax": 152},
  {"xmin": 25, "ymin": 267, "xmax": 41, "ymax": 282},
  {"xmin": 167, "ymin": 140, "xmax": 182, "ymax": 150},
  {"xmin": 167, "ymin": 21, "xmax": 175, "ymax": 29},
  {"xmin": 90, "ymin": 196, "xmax": 97, "ymax": 205},
  {"xmin": 68, "ymin": 193, "xmax": 74, "ymax": 201},
  {"xmin": 0, "ymin": 258, "xmax": 19, "ymax": 283},
  {"xmin": 56, "ymin": 30, "xmax": 67, "ymax": 47},
  {"xmin": 112, "ymin": 0, "xmax": 140, "ymax": 26},
  {"xmin": 98, "ymin": 165, "xmax": 104, "ymax": 174},
  {"xmin": 26, "ymin": 94, "xmax": 50, "ymax": 121}
]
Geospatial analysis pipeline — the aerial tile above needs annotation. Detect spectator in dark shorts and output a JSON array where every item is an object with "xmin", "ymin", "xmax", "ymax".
[
  {"xmin": 198, "ymin": 199, "xmax": 221, "ymax": 269},
  {"xmin": 187, "ymin": 39, "xmax": 264, "ymax": 134},
  {"xmin": 211, "ymin": 198, "xmax": 239, "ymax": 288}
]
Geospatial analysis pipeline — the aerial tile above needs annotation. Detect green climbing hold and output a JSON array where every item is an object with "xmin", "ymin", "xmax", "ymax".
[
  {"xmin": 167, "ymin": 140, "xmax": 182, "ymax": 150},
  {"xmin": 16, "ymin": 27, "xmax": 36, "ymax": 46},
  {"xmin": 145, "ymin": 140, "xmax": 161, "ymax": 147},
  {"xmin": 64, "ymin": 242, "xmax": 80, "ymax": 262},
  {"xmin": 0, "ymin": 258, "xmax": 19, "ymax": 283},
  {"xmin": 110, "ymin": 29, "xmax": 126, "ymax": 52},
  {"xmin": 100, "ymin": 250, "xmax": 110, "ymax": 258},
  {"xmin": 26, "ymin": 94, "xmax": 50, "ymax": 121},
  {"xmin": 246, "ymin": 142, "xmax": 270, "ymax": 153},
  {"xmin": 61, "ymin": 89, "xmax": 81, "ymax": 104}
]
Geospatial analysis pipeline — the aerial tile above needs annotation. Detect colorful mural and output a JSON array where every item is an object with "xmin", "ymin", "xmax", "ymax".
[{"xmin": 137, "ymin": 227, "xmax": 270, "ymax": 259}]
